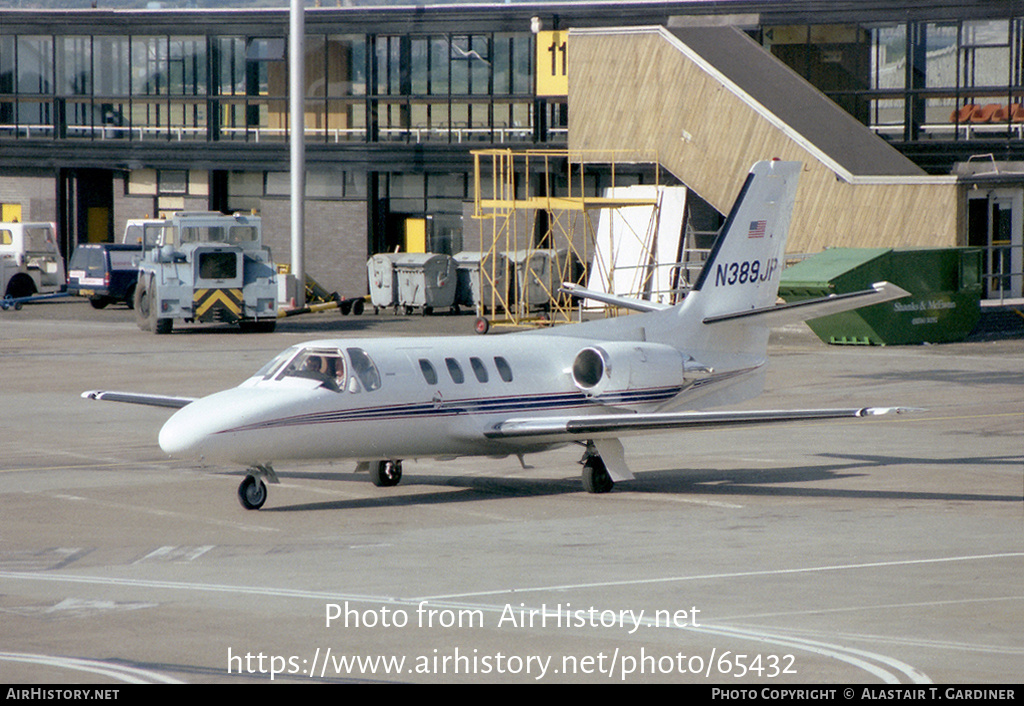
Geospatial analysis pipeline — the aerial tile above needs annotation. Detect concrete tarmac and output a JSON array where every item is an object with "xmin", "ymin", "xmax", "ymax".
[{"xmin": 1, "ymin": 299, "xmax": 1021, "ymax": 684}]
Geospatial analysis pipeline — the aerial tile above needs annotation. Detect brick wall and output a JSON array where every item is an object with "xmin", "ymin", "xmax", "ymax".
[
  {"xmin": 0, "ymin": 174, "xmax": 55, "ymax": 222},
  {"xmin": 259, "ymin": 198, "xmax": 368, "ymax": 299}
]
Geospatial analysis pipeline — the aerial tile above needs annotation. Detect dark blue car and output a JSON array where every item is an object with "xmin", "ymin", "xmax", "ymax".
[{"xmin": 68, "ymin": 243, "xmax": 142, "ymax": 309}]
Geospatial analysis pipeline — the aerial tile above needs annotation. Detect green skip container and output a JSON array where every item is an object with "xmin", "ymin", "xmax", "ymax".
[{"xmin": 778, "ymin": 248, "xmax": 983, "ymax": 345}]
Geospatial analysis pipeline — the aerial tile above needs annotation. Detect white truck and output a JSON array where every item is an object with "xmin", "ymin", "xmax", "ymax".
[
  {"xmin": 0, "ymin": 221, "xmax": 67, "ymax": 303},
  {"xmin": 133, "ymin": 211, "xmax": 278, "ymax": 334}
]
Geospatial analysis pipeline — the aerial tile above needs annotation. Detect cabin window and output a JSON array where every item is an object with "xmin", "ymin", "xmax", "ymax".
[
  {"xmin": 347, "ymin": 348, "xmax": 382, "ymax": 391},
  {"xmin": 469, "ymin": 356, "xmax": 489, "ymax": 383},
  {"xmin": 494, "ymin": 356, "xmax": 513, "ymax": 382},
  {"xmin": 445, "ymin": 357, "xmax": 465, "ymax": 384},
  {"xmin": 418, "ymin": 358, "xmax": 438, "ymax": 385}
]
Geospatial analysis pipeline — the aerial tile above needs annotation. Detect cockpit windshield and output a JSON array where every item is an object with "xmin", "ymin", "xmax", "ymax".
[
  {"xmin": 276, "ymin": 348, "xmax": 347, "ymax": 391},
  {"xmin": 254, "ymin": 347, "xmax": 299, "ymax": 380},
  {"xmin": 256, "ymin": 346, "xmax": 381, "ymax": 393}
]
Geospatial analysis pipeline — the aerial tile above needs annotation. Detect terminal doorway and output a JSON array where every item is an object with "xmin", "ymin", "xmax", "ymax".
[
  {"xmin": 968, "ymin": 189, "xmax": 1023, "ymax": 300},
  {"xmin": 58, "ymin": 168, "xmax": 114, "ymax": 264}
]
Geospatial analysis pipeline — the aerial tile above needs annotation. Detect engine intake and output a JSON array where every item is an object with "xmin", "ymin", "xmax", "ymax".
[
  {"xmin": 570, "ymin": 342, "xmax": 687, "ymax": 410},
  {"xmin": 572, "ymin": 347, "xmax": 607, "ymax": 389}
]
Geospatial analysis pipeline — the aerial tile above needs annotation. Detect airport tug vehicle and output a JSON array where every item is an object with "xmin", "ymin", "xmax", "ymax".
[{"xmin": 133, "ymin": 211, "xmax": 278, "ymax": 334}]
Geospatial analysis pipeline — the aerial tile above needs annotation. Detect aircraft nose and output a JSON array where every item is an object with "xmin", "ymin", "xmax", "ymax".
[
  {"xmin": 158, "ymin": 403, "xmax": 210, "ymax": 458},
  {"xmin": 156, "ymin": 386, "xmax": 308, "ymax": 464}
]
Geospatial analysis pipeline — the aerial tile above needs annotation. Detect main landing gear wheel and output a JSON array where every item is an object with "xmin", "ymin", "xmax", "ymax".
[
  {"xmin": 371, "ymin": 459, "xmax": 403, "ymax": 487},
  {"xmin": 581, "ymin": 456, "xmax": 614, "ymax": 494},
  {"xmin": 238, "ymin": 475, "xmax": 268, "ymax": 510}
]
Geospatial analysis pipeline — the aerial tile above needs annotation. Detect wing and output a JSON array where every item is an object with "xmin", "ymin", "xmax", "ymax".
[
  {"xmin": 485, "ymin": 406, "xmax": 916, "ymax": 439},
  {"xmin": 82, "ymin": 390, "xmax": 196, "ymax": 409}
]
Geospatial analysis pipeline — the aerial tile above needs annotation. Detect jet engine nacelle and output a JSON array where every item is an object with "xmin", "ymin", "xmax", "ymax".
[{"xmin": 570, "ymin": 342, "xmax": 687, "ymax": 410}]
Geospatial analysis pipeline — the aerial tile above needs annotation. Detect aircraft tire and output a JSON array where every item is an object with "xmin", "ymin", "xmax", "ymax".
[
  {"xmin": 371, "ymin": 460, "xmax": 402, "ymax": 487},
  {"xmin": 238, "ymin": 475, "xmax": 268, "ymax": 510},
  {"xmin": 581, "ymin": 456, "xmax": 614, "ymax": 494}
]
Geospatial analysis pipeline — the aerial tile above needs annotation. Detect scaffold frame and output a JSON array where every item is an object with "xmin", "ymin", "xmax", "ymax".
[{"xmin": 470, "ymin": 148, "xmax": 663, "ymax": 330}]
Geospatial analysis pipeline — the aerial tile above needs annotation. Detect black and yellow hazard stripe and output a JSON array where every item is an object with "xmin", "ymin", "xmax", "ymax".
[{"xmin": 194, "ymin": 288, "xmax": 243, "ymax": 321}]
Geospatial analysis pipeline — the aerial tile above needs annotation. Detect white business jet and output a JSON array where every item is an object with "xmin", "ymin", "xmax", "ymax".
[{"xmin": 84, "ymin": 161, "xmax": 912, "ymax": 509}]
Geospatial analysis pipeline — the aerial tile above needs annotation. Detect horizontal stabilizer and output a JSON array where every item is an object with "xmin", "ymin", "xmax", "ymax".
[
  {"xmin": 82, "ymin": 390, "xmax": 196, "ymax": 409},
  {"xmin": 486, "ymin": 406, "xmax": 917, "ymax": 439},
  {"xmin": 559, "ymin": 282, "xmax": 671, "ymax": 313},
  {"xmin": 702, "ymin": 281, "xmax": 910, "ymax": 326}
]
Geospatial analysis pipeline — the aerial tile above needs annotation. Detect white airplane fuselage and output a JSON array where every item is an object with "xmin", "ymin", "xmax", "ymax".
[{"xmin": 158, "ymin": 325, "xmax": 765, "ymax": 467}]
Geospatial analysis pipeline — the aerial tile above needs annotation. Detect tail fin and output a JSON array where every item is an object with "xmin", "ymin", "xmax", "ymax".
[
  {"xmin": 689, "ymin": 159, "xmax": 801, "ymax": 320},
  {"xmin": 680, "ymin": 160, "xmax": 908, "ymax": 333},
  {"xmin": 660, "ymin": 159, "xmax": 800, "ymax": 374}
]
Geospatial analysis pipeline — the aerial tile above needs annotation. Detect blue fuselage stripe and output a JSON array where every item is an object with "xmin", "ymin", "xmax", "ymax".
[{"xmin": 220, "ymin": 385, "xmax": 684, "ymax": 435}]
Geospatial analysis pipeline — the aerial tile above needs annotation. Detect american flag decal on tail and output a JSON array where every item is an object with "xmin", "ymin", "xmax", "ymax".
[{"xmin": 748, "ymin": 220, "xmax": 766, "ymax": 238}]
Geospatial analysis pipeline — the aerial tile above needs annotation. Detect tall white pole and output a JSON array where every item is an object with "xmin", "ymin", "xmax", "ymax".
[{"xmin": 289, "ymin": 0, "xmax": 306, "ymax": 307}]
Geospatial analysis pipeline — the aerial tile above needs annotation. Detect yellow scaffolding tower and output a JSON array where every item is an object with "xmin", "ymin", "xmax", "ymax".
[{"xmin": 471, "ymin": 149, "xmax": 662, "ymax": 331}]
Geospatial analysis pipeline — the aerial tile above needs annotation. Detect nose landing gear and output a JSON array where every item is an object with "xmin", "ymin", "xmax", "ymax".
[{"xmin": 237, "ymin": 464, "xmax": 279, "ymax": 510}]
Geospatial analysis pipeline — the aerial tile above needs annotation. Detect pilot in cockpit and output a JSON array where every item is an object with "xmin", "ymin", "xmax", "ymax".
[
  {"xmin": 296, "ymin": 353, "xmax": 347, "ymax": 392},
  {"xmin": 301, "ymin": 355, "xmax": 325, "ymax": 375}
]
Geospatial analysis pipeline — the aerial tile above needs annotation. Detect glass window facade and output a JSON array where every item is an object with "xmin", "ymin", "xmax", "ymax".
[
  {"xmin": 4, "ymin": 12, "xmax": 1017, "ymax": 153},
  {"xmin": 1, "ymin": 27, "xmax": 534, "ymax": 144},
  {"xmin": 370, "ymin": 32, "xmax": 533, "ymax": 143},
  {"xmin": 790, "ymin": 17, "xmax": 1024, "ymax": 143},
  {"xmin": 768, "ymin": 18, "xmax": 1024, "ymax": 145}
]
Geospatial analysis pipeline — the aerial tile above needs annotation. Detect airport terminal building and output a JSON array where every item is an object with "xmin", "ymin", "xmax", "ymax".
[{"xmin": 1, "ymin": 0, "xmax": 1021, "ymax": 301}]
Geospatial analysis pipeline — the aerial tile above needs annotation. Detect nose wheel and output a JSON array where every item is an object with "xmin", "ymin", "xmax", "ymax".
[
  {"xmin": 237, "ymin": 465, "xmax": 278, "ymax": 510},
  {"xmin": 238, "ymin": 475, "xmax": 267, "ymax": 509}
]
